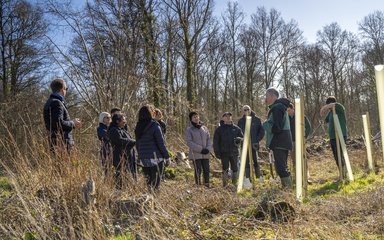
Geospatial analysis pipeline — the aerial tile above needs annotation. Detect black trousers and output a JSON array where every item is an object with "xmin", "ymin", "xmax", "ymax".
[
  {"xmin": 221, "ymin": 155, "xmax": 238, "ymax": 173},
  {"xmin": 142, "ymin": 161, "xmax": 164, "ymax": 190},
  {"xmin": 272, "ymin": 149, "xmax": 290, "ymax": 178},
  {"xmin": 330, "ymin": 138, "xmax": 346, "ymax": 168},
  {"xmin": 193, "ymin": 159, "xmax": 210, "ymax": 185},
  {"xmin": 245, "ymin": 148, "xmax": 261, "ymax": 178}
]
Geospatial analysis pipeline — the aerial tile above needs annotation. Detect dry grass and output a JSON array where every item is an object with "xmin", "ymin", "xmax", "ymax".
[{"xmin": 0, "ymin": 126, "xmax": 384, "ymax": 239}]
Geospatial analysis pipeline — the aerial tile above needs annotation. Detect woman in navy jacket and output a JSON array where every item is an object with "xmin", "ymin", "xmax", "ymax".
[
  {"xmin": 97, "ymin": 112, "xmax": 112, "ymax": 175},
  {"xmin": 108, "ymin": 113, "xmax": 136, "ymax": 189},
  {"xmin": 135, "ymin": 105, "xmax": 170, "ymax": 191}
]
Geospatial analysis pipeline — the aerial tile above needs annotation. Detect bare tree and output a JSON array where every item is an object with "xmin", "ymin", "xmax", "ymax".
[
  {"xmin": 0, "ymin": 0, "xmax": 49, "ymax": 102},
  {"xmin": 317, "ymin": 22, "xmax": 358, "ymax": 102},
  {"xmin": 222, "ymin": 1, "xmax": 244, "ymax": 110},
  {"xmin": 250, "ymin": 7, "xmax": 285, "ymax": 89},
  {"xmin": 47, "ymin": 0, "xmax": 144, "ymax": 117},
  {"xmin": 164, "ymin": 0, "xmax": 213, "ymax": 107}
]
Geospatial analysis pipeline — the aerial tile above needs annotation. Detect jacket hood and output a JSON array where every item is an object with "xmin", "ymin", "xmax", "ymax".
[{"xmin": 275, "ymin": 98, "xmax": 291, "ymax": 108}]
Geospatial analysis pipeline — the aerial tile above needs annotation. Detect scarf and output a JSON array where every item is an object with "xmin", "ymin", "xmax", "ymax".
[{"xmin": 191, "ymin": 121, "xmax": 203, "ymax": 129}]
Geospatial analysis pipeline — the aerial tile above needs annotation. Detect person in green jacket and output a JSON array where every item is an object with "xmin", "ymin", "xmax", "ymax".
[
  {"xmin": 320, "ymin": 96, "xmax": 347, "ymax": 173},
  {"xmin": 287, "ymin": 102, "xmax": 312, "ymax": 167},
  {"xmin": 263, "ymin": 88, "xmax": 293, "ymax": 189}
]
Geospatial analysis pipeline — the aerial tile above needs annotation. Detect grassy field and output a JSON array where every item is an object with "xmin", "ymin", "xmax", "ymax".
[{"xmin": 0, "ymin": 137, "xmax": 383, "ymax": 239}]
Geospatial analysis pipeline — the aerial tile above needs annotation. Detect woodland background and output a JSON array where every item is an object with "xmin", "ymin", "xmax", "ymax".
[{"xmin": 0, "ymin": 0, "xmax": 384, "ymax": 146}]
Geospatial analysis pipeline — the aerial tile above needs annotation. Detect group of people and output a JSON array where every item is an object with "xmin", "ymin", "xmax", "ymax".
[
  {"xmin": 44, "ymin": 78, "xmax": 169, "ymax": 191},
  {"xmin": 44, "ymin": 78, "xmax": 347, "ymax": 192},
  {"xmin": 96, "ymin": 106, "xmax": 169, "ymax": 190},
  {"xmin": 184, "ymin": 88, "xmax": 347, "ymax": 189}
]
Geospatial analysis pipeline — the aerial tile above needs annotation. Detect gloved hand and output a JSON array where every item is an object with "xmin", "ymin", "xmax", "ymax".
[
  {"xmin": 234, "ymin": 137, "xmax": 243, "ymax": 146},
  {"xmin": 164, "ymin": 158, "xmax": 170, "ymax": 167},
  {"xmin": 252, "ymin": 142, "xmax": 259, "ymax": 150},
  {"xmin": 201, "ymin": 148, "xmax": 209, "ymax": 154}
]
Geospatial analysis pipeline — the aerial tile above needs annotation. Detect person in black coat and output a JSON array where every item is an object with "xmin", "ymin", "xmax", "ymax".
[
  {"xmin": 135, "ymin": 105, "xmax": 170, "ymax": 191},
  {"xmin": 110, "ymin": 107, "xmax": 137, "ymax": 176},
  {"xmin": 238, "ymin": 105, "xmax": 265, "ymax": 182},
  {"xmin": 213, "ymin": 112, "xmax": 243, "ymax": 186},
  {"xmin": 108, "ymin": 113, "xmax": 136, "ymax": 189},
  {"xmin": 43, "ymin": 78, "xmax": 81, "ymax": 154},
  {"xmin": 97, "ymin": 112, "xmax": 112, "ymax": 175}
]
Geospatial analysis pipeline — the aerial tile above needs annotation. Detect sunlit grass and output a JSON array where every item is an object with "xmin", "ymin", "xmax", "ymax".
[{"xmin": 0, "ymin": 176, "xmax": 12, "ymax": 198}]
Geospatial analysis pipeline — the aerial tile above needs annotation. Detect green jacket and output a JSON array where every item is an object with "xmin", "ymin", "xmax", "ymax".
[
  {"xmin": 263, "ymin": 99, "xmax": 293, "ymax": 151},
  {"xmin": 289, "ymin": 115, "xmax": 312, "ymax": 141},
  {"xmin": 325, "ymin": 102, "xmax": 347, "ymax": 139}
]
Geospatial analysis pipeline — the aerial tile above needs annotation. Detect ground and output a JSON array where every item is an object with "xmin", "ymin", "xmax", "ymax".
[{"xmin": 0, "ymin": 138, "xmax": 383, "ymax": 239}]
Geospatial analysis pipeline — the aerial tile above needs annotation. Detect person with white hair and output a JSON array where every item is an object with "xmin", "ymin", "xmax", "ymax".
[
  {"xmin": 97, "ymin": 112, "xmax": 112, "ymax": 175},
  {"xmin": 238, "ymin": 105, "xmax": 265, "ymax": 185}
]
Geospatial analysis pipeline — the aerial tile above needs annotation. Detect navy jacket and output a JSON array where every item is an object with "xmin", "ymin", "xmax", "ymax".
[
  {"xmin": 108, "ymin": 125, "xmax": 136, "ymax": 167},
  {"xmin": 43, "ymin": 93, "xmax": 75, "ymax": 146},
  {"xmin": 213, "ymin": 123, "xmax": 243, "ymax": 158},
  {"xmin": 97, "ymin": 123, "xmax": 111, "ymax": 162},
  {"xmin": 136, "ymin": 120, "xmax": 170, "ymax": 161},
  {"xmin": 238, "ymin": 111, "xmax": 265, "ymax": 145}
]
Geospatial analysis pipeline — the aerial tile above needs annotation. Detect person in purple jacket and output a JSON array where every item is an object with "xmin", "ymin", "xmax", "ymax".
[{"xmin": 185, "ymin": 112, "xmax": 213, "ymax": 187}]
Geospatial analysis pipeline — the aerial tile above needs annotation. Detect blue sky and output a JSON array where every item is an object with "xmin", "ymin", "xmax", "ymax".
[
  {"xmin": 215, "ymin": 0, "xmax": 382, "ymax": 43},
  {"xmin": 59, "ymin": 0, "xmax": 382, "ymax": 44}
]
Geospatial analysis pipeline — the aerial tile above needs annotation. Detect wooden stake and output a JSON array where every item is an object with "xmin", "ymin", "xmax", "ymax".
[
  {"xmin": 332, "ymin": 107, "xmax": 343, "ymax": 180},
  {"xmin": 300, "ymin": 95, "xmax": 307, "ymax": 195},
  {"xmin": 237, "ymin": 116, "xmax": 252, "ymax": 193},
  {"xmin": 295, "ymin": 98, "xmax": 303, "ymax": 202},
  {"xmin": 333, "ymin": 110, "xmax": 354, "ymax": 181},
  {"xmin": 374, "ymin": 65, "xmax": 384, "ymax": 163},
  {"xmin": 362, "ymin": 113, "xmax": 374, "ymax": 172}
]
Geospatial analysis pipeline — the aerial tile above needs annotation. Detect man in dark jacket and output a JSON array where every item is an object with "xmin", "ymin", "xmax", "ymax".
[
  {"xmin": 213, "ymin": 112, "xmax": 243, "ymax": 187},
  {"xmin": 238, "ymin": 105, "xmax": 265, "ymax": 183},
  {"xmin": 43, "ymin": 78, "xmax": 81, "ymax": 153},
  {"xmin": 263, "ymin": 88, "xmax": 293, "ymax": 188}
]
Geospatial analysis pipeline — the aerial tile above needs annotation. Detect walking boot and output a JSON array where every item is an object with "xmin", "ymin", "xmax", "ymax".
[
  {"xmin": 281, "ymin": 176, "xmax": 293, "ymax": 189},
  {"xmin": 232, "ymin": 171, "xmax": 239, "ymax": 185},
  {"xmin": 222, "ymin": 170, "xmax": 229, "ymax": 187}
]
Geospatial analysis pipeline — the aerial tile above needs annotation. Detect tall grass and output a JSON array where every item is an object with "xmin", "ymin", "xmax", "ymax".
[{"xmin": 0, "ymin": 118, "xmax": 384, "ymax": 239}]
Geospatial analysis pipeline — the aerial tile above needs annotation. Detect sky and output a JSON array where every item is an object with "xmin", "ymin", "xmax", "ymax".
[
  {"xmin": 214, "ymin": 0, "xmax": 382, "ymax": 43},
  {"xmin": 66, "ymin": 0, "xmax": 382, "ymax": 44}
]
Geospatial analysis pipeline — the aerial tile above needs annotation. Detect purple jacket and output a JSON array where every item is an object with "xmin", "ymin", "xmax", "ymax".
[{"xmin": 185, "ymin": 124, "xmax": 213, "ymax": 160}]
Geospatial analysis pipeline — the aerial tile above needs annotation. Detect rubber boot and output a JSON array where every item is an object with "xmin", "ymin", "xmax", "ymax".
[
  {"xmin": 232, "ymin": 171, "xmax": 239, "ymax": 185},
  {"xmin": 281, "ymin": 176, "xmax": 293, "ymax": 189},
  {"xmin": 222, "ymin": 171, "xmax": 229, "ymax": 187}
]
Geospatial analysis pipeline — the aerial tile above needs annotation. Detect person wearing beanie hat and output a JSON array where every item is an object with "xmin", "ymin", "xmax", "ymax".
[
  {"xmin": 213, "ymin": 111, "xmax": 243, "ymax": 187},
  {"xmin": 97, "ymin": 112, "xmax": 112, "ymax": 175},
  {"xmin": 238, "ymin": 105, "xmax": 265, "ymax": 184},
  {"xmin": 185, "ymin": 112, "xmax": 212, "ymax": 187},
  {"xmin": 320, "ymin": 96, "xmax": 347, "ymax": 177}
]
